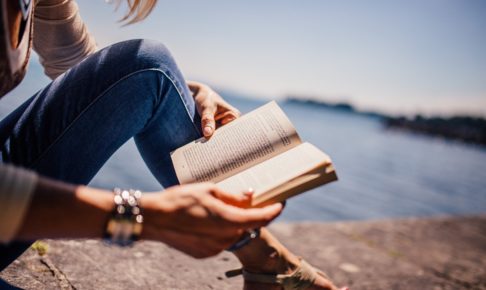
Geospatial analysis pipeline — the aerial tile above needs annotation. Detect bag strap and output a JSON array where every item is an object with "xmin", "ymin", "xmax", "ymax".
[{"xmin": 0, "ymin": 0, "xmax": 34, "ymax": 98}]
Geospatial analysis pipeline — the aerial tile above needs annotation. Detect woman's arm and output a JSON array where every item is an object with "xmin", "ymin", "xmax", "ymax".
[
  {"xmin": 15, "ymin": 177, "xmax": 113, "ymax": 240},
  {"xmin": 0, "ymin": 164, "xmax": 38, "ymax": 243},
  {"xmin": 33, "ymin": 0, "xmax": 97, "ymax": 79},
  {"xmin": 14, "ymin": 176, "xmax": 282, "ymax": 258}
]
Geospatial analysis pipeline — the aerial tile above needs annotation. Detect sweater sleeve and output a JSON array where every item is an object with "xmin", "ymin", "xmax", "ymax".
[
  {"xmin": 33, "ymin": 0, "xmax": 98, "ymax": 79},
  {"xmin": 0, "ymin": 164, "xmax": 38, "ymax": 244}
]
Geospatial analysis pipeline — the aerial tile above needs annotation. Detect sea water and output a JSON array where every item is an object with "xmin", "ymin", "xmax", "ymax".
[
  {"xmin": 208, "ymin": 97, "xmax": 486, "ymax": 221},
  {"xmin": 1, "ymin": 61, "xmax": 485, "ymax": 221}
]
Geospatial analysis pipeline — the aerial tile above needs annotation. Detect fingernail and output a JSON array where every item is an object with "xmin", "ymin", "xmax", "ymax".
[
  {"xmin": 243, "ymin": 192, "xmax": 253, "ymax": 199},
  {"xmin": 204, "ymin": 126, "xmax": 213, "ymax": 136}
]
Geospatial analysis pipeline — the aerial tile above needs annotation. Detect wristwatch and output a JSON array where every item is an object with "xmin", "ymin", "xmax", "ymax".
[{"xmin": 103, "ymin": 188, "xmax": 143, "ymax": 246}]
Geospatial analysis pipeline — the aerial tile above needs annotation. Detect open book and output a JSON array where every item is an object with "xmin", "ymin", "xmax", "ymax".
[{"xmin": 171, "ymin": 101, "xmax": 337, "ymax": 207}]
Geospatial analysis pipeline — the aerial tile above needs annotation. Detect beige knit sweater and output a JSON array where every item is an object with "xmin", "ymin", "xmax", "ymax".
[{"xmin": 0, "ymin": 0, "xmax": 97, "ymax": 243}]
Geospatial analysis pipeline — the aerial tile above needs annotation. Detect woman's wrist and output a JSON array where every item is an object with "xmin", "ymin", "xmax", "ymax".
[
  {"xmin": 16, "ymin": 178, "xmax": 113, "ymax": 241},
  {"xmin": 74, "ymin": 186, "xmax": 114, "ymax": 238},
  {"xmin": 76, "ymin": 185, "xmax": 115, "ymax": 214},
  {"xmin": 137, "ymin": 192, "xmax": 169, "ymax": 240}
]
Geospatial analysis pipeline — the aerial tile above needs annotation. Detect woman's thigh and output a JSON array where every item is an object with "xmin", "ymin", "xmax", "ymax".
[{"xmin": 2, "ymin": 39, "xmax": 201, "ymax": 187}]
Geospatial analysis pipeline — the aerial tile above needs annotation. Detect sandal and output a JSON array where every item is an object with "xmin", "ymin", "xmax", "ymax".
[{"xmin": 225, "ymin": 258, "xmax": 348, "ymax": 290}]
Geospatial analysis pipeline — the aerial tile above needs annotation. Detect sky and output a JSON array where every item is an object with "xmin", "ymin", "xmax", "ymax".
[{"xmin": 18, "ymin": 0, "xmax": 486, "ymax": 116}]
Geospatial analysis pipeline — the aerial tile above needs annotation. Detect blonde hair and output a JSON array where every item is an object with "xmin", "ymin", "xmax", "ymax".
[{"xmin": 114, "ymin": 0, "xmax": 158, "ymax": 24}]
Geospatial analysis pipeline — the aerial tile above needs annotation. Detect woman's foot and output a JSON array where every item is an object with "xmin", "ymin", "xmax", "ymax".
[
  {"xmin": 242, "ymin": 259, "xmax": 342, "ymax": 290},
  {"xmin": 233, "ymin": 228, "xmax": 344, "ymax": 290}
]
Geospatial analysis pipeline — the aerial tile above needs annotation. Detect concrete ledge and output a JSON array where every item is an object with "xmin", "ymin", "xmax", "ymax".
[{"xmin": 1, "ymin": 215, "xmax": 485, "ymax": 289}]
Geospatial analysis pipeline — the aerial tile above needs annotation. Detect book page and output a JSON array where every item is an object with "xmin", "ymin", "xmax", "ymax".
[
  {"xmin": 216, "ymin": 142, "xmax": 335, "ymax": 200},
  {"xmin": 171, "ymin": 101, "xmax": 301, "ymax": 184},
  {"xmin": 251, "ymin": 164, "xmax": 337, "ymax": 207}
]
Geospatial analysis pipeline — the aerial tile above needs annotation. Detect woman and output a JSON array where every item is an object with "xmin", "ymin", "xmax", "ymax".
[{"xmin": 0, "ymin": 1, "xmax": 345, "ymax": 289}]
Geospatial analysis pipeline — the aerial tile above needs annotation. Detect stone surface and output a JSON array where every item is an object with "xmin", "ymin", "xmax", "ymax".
[{"xmin": 1, "ymin": 215, "xmax": 485, "ymax": 289}]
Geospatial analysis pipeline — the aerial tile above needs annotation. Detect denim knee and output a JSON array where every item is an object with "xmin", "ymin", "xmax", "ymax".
[
  {"xmin": 135, "ymin": 40, "xmax": 175, "ymax": 69},
  {"xmin": 115, "ymin": 39, "xmax": 181, "ymax": 81},
  {"xmin": 105, "ymin": 39, "xmax": 188, "ymax": 101}
]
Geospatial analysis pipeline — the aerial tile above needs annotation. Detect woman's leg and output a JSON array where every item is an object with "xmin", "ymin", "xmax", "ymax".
[
  {"xmin": 0, "ymin": 39, "xmax": 340, "ymax": 289},
  {"xmin": 3, "ymin": 39, "xmax": 200, "ymax": 185},
  {"xmin": 0, "ymin": 39, "xmax": 201, "ymax": 269}
]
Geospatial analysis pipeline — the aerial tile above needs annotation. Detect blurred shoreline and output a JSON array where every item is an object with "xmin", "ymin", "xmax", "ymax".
[{"xmin": 285, "ymin": 97, "xmax": 486, "ymax": 147}]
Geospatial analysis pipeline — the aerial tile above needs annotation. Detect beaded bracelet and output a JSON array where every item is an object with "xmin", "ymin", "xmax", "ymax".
[{"xmin": 103, "ymin": 188, "xmax": 143, "ymax": 246}]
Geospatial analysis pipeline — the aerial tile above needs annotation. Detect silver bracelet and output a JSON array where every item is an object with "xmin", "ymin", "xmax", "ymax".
[{"xmin": 103, "ymin": 188, "xmax": 143, "ymax": 246}]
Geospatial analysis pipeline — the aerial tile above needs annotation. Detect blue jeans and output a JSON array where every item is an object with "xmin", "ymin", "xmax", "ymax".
[{"xmin": 0, "ymin": 39, "xmax": 202, "ymax": 270}]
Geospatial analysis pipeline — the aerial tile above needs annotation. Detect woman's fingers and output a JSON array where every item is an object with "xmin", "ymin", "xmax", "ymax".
[
  {"xmin": 207, "ymin": 184, "xmax": 281, "ymax": 229},
  {"xmin": 214, "ymin": 110, "xmax": 234, "ymax": 121},
  {"xmin": 201, "ymin": 105, "xmax": 217, "ymax": 137},
  {"xmin": 213, "ymin": 199, "xmax": 283, "ymax": 229},
  {"xmin": 211, "ymin": 186, "xmax": 252, "ymax": 208},
  {"xmin": 215, "ymin": 110, "xmax": 239, "ymax": 125},
  {"xmin": 220, "ymin": 115, "xmax": 237, "ymax": 125},
  {"xmin": 190, "ymin": 81, "xmax": 241, "ymax": 136},
  {"xmin": 205, "ymin": 103, "xmax": 239, "ymax": 134},
  {"xmin": 217, "ymin": 99, "xmax": 241, "ymax": 117}
]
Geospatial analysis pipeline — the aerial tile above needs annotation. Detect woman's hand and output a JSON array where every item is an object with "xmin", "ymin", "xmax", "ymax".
[
  {"xmin": 141, "ymin": 183, "xmax": 282, "ymax": 258},
  {"xmin": 187, "ymin": 81, "xmax": 241, "ymax": 138}
]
